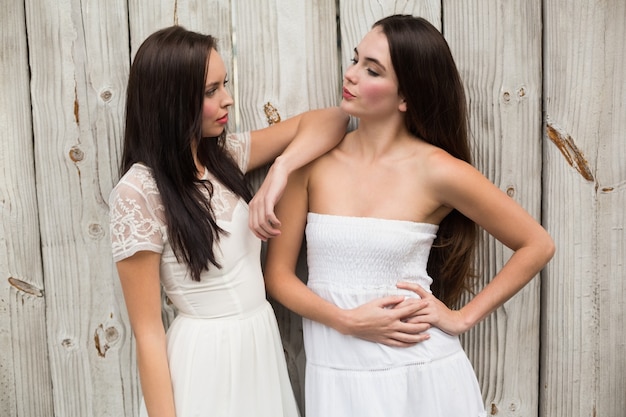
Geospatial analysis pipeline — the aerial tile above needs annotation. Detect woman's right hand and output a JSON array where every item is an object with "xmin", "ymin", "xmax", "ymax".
[
  {"xmin": 248, "ymin": 158, "xmax": 288, "ymax": 240},
  {"xmin": 342, "ymin": 296, "xmax": 431, "ymax": 347}
]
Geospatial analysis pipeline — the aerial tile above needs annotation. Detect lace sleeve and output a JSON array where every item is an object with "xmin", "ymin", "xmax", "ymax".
[
  {"xmin": 225, "ymin": 132, "xmax": 251, "ymax": 171},
  {"xmin": 109, "ymin": 165, "xmax": 165, "ymax": 262}
]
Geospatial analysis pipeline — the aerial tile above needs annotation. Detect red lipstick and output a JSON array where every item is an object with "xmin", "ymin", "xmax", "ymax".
[{"xmin": 342, "ymin": 87, "xmax": 355, "ymax": 100}]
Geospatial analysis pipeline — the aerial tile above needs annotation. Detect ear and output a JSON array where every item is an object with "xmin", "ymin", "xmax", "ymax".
[{"xmin": 398, "ymin": 96, "xmax": 407, "ymax": 113}]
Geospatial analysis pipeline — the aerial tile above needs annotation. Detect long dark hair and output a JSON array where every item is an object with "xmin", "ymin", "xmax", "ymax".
[
  {"xmin": 121, "ymin": 25, "xmax": 252, "ymax": 281},
  {"xmin": 374, "ymin": 15, "xmax": 477, "ymax": 306}
]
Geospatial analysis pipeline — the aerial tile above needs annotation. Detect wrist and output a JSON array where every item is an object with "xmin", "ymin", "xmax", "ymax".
[
  {"xmin": 456, "ymin": 306, "xmax": 477, "ymax": 333},
  {"xmin": 271, "ymin": 154, "xmax": 294, "ymax": 176},
  {"xmin": 333, "ymin": 308, "xmax": 354, "ymax": 336}
]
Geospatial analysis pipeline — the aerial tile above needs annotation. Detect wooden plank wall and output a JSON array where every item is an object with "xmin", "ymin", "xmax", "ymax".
[
  {"xmin": 542, "ymin": 1, "xmax": 626, "ymax": 416},
  {"xmin": 0, "ymin": 1, "xmax": 624, "ymax": 416},
  {"xmin": 0, "ymin": 1, "xmax": 53, "ymax": 416},
  {"xmin": 445, "ymin": 2, "xmax": 544, "ymax": 415}
]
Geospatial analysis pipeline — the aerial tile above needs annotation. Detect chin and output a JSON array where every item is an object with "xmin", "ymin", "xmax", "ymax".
[
  {"xmin": 202, "ymin": 127, "xmax": 226, "ymax": 137},
  {"xmin": 339, "ymin": 101, "xmax": 358, "ymax": 117}
]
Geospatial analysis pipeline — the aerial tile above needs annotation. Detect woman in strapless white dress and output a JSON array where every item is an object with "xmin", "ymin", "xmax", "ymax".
[{"xmin": 261, "ymin": 15, "xmax": 554, "ymax": 417}]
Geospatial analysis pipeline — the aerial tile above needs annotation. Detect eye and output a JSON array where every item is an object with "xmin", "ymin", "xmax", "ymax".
[
  {"xmin": 350, "ymin": 57, "xmax": 358, "ymax": 65},
  {"xmin": 205, "ymin": 88, "xmax": 217, "ymax": 97},
  {"xmin": 366, "ymin": 68, "xmax": 380, "ymax": 77}
]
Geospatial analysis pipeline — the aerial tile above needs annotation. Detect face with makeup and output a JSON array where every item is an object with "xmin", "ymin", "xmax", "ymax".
[
  {"xmin": 340, "ymin": 27, "xmax": 406, "ymax": 120},
  {"xmin": 202, "ymin": 49, "xmax": 234, "ymax": 138}
]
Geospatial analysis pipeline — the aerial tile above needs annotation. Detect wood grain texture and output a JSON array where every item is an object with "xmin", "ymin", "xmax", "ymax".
[
  {"xmin": 233, "ymin": 1, "xmax": 339, "ymax": 410},
  {"xmin": 23, "ymin": 0, "xmax": 131, "ymax": 415},
  {"xmin": 542, "ymin": 1, "xmax": 626, "ymax": 415},
  {"xmin": 444, "ymin": 1, "xmax": 543, "ymax": 415},
  {"xmin": 233, "ymin": 0, "xmax": 341, "ymax": 131},
  {"xmin": 0, "ymin": 0, "xmax": 53, "ymax": 416}
]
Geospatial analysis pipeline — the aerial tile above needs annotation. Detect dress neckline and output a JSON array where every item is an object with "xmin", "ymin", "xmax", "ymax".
[{"xmin": 307, "ymin": 212, "xmax": 439, "ymax": 230}]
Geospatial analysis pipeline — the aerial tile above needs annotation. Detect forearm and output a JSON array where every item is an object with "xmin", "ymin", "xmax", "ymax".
[
  {"xmin": 459, "ymin": 242, "xmax": 555, "ymax": 330},
  {"xmin": 266, "ymin": 268, "xmax": 423, "ymax": 343},
  {"xmin": 135, "ymin": 333, "xmax": 176, "ymax": 417},
  {"xmin": 266, "ymin": 268, "xmax": 352, "ymax": 334},
  {"xmin": 274, "ymin": 107, "xmax": 348, "ymax": 174}
]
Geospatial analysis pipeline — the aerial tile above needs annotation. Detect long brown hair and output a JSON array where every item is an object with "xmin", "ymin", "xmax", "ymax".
[
  {"xmin": 374, "ymin": 15, "xmax": 477, "ymax": 306},
  {"xmin": 121, "ymin": 26, "xmax": 251, "ymax": 281}
]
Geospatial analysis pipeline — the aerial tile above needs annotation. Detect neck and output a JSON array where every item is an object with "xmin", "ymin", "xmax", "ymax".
[{"xmin": 347, "ymin": 116, "xmax": 412, "ymax": 159}]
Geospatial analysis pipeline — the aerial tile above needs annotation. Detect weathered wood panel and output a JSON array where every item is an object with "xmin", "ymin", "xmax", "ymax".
[
  {"xmin": 542, "ymin": 1, "xmax": 626, "ymax": 415},
  {"xmin": 445, "ymin": 2, "xmax": 544, "ymax": 415},
  {"xmin": 128, "ymin": 0, "xmax": 233, "ymax": 59},
  {"xmin": 23, "ymin": 0, "xmax": 130, "ymax": 415},
  {"xmin": 233, "ymin": 0, "xmax": 339, "ymax": 410},
  {"xmin": 0, "ymin": 1, "xmax": 54, "ymax": 416}
]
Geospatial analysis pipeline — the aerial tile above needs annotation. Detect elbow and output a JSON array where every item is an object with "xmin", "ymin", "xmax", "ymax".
[
  {"xmin": 263, "ymin": 266, "xmax": 280, "ymax": 299},
  {"xmin": 547, "ymin": 238, "xmax": 556, "ymax": 261},
  {"xmin": 133, "ymin": 327, "xmax": 167, "ymax": 351},
  {"xmin": 263, "ymin": 263, "xmax": 299, "ymax": 309},
  {"xmin": 540, "ymin": 231, "xmax": 556, "ymax": 266}
]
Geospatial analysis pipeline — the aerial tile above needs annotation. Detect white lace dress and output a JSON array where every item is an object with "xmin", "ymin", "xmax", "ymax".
[
  {"xmin": 109, "ymin": 132, "xmax": 299, "ymax": 417},
  {"xmin": 303, "ymin": 213, "xmax": 487, "ymax": 417}
]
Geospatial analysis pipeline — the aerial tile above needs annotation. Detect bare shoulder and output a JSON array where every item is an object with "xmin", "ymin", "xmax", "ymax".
[
  {"xmin": 410, "ymin": 143, "xmax": 496, "ymax": 215},
  {"xmin": 419, "ymin": 145, "xmax": 479, "ymax": 186}
]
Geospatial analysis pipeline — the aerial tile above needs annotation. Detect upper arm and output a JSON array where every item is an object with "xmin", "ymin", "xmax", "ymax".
[
  {"xmin": 116, "ymin": 251, "xmax": 164, "ymax": 337},
  {"xmin": 264, "ymin": 165, "xmax": 310, "ymax": 285},
  {"xmin": 109, "ymin": 168, "xmax": 165, "ymax": 261},
  {"xmin": 109, "ymin": 169, "xmax": 166, "ymax": 336},
  {"xmin": 431, "ymin": 154, "xmax": 552, "ymax": 253}
]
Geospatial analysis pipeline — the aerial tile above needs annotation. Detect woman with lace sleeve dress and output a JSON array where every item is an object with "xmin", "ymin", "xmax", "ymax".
[
  {"xmin": 108, "ymin": 26, "xmax": 350, "ymax": 417},
  {"xmin": 262, "ymin": 15, "xmax": 555, "ymax": 417}
]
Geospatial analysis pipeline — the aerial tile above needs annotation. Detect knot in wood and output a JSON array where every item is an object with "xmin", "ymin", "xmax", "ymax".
[
  {"xmin": 8, "ymin": 277, "xmax": 44, "ymax": 297},
  {"xmin": 506, "ymin": 186, "xmax": 515, "ymax": 197},
  {"xmin": 264, "ymin": 102, "xmax": 281, "ymax": 125},
  {"xmin": 88, "ymin": 223, "xmax": 104, "ymax": 240},
  {"xmin": 100, "ymin": 89, "xmax": 113, "ymax": 102},
  {"xmin": 69, "ymin": 145, "xmax": 84, "ymax": 162}
]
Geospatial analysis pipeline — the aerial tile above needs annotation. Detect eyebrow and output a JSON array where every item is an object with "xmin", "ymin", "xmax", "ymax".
[
  {"xmin": 354, "ymin": 47, "xmax": 387, "ymax": 71},
  {"xmin": 205, "ymin": 74, "xmax": 228, "ymax": 87}
]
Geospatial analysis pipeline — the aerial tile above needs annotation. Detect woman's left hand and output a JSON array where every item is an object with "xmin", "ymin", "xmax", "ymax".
[
  {"xmin": 395, "ymin": 281, "xmax": 471, "ymax": 336},
  {"xmin": 249, "ymin": 162, "xmax": 288, "ymax": 240}
]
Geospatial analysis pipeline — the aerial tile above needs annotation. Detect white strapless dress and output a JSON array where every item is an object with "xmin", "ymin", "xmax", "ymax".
[{"xmin": 303, "ymin": 213, "xmax": 486, "ymax": 417}]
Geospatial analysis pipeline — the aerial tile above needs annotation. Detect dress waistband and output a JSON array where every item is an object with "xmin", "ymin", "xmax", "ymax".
[{"xmin": 175, "ymin": 301, "xmax": 270, "ymax": 321}]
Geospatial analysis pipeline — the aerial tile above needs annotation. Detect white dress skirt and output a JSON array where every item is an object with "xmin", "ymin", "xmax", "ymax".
[{"xmin": 303, "ymin": 213, "xmax": 486, "ymax": 417}]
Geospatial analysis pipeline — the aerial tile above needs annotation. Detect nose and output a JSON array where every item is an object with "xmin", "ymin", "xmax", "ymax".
[
  {"xmin": 344, "ymin": 63, "xmax": 357, "ymax": 84},
  {"xmin": 222, "ymin": 88, "xmax": 234, "ymax": 108}
]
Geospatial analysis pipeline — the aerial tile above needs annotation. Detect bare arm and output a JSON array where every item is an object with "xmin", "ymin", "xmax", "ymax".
[
  {"xmin": 398, "ymin": 154, "xmax": 555, "ymax": 335},
  {"xmin": 116, "ymin": 251, "xmax": 176, "ymax": 417},
  {"xmin": 264, "ymin": 165, "xmax": 430, "ymax": 347},
  {"xmin": 247, "ymin": 107, "xmax": 349, "ymax": 240}
]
